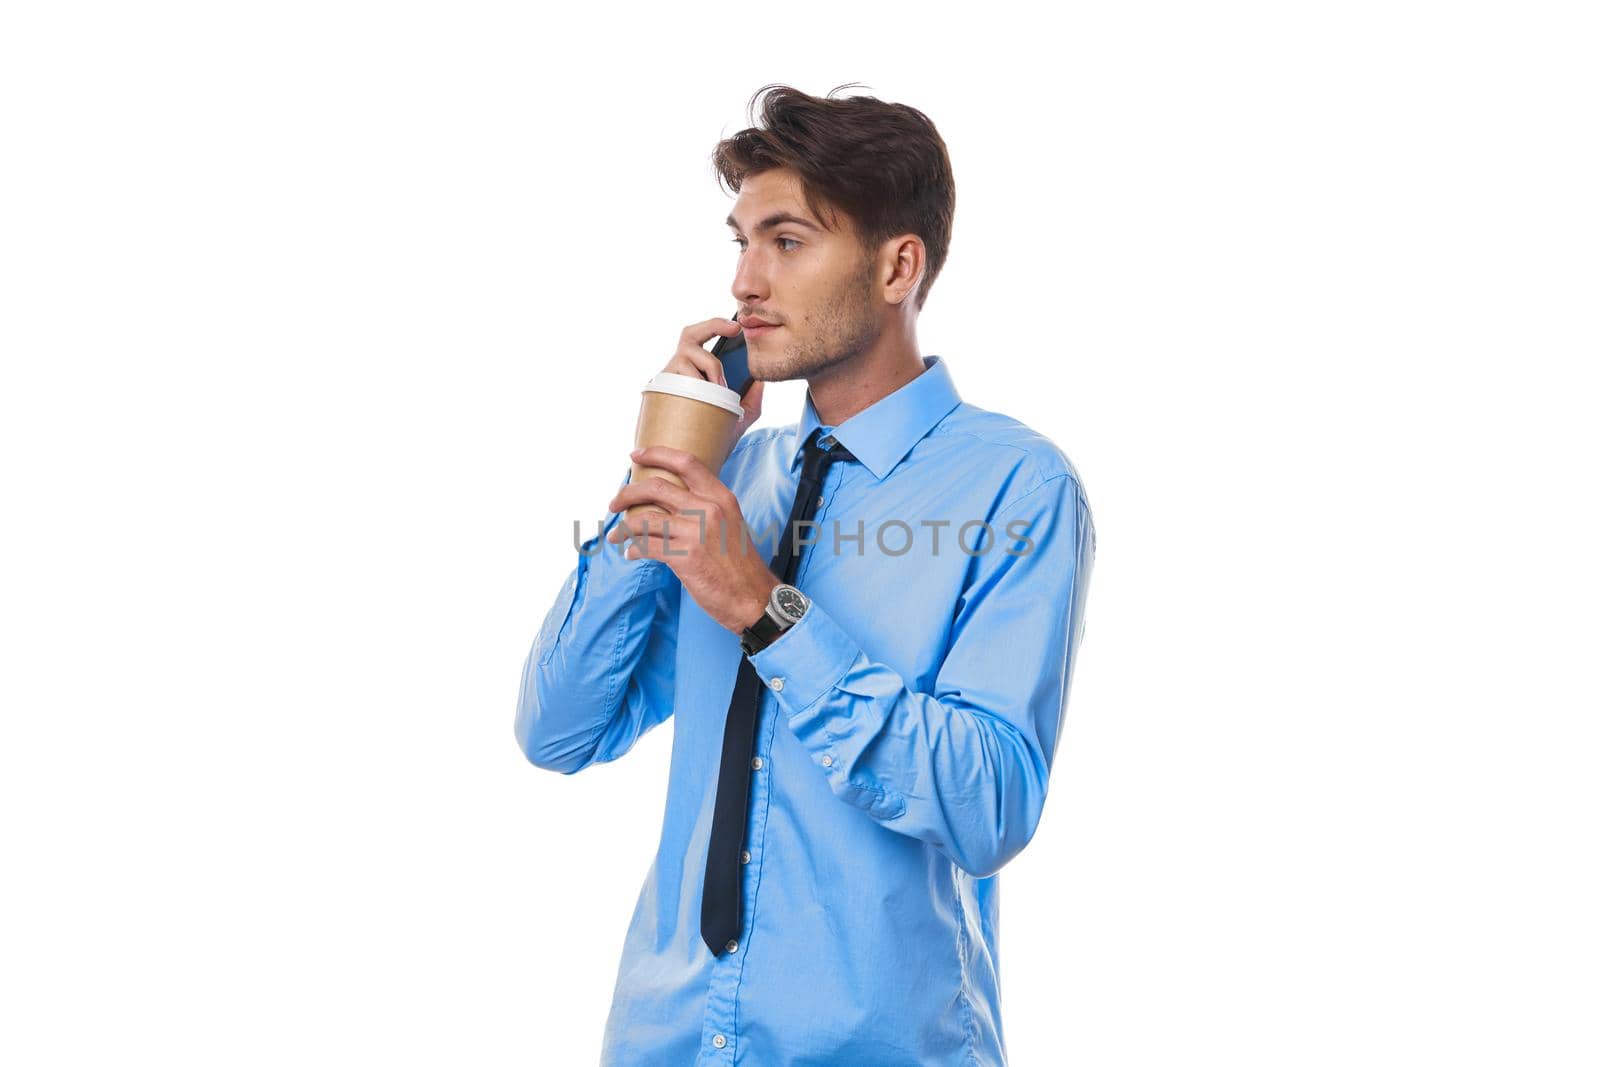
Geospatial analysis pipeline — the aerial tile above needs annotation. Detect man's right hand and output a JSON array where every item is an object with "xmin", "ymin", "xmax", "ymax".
[{"xmin": 664, "ymin": 317, "xmax": 765, "ymax": 438}]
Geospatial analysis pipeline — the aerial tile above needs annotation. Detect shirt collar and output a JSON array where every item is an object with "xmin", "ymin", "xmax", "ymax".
[{"xmin": 789, "ymin": 355, "xmax": 962, "ymax": 481}]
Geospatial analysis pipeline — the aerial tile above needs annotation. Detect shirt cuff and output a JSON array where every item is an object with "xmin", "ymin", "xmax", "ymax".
[{"xmin": 746, "ymin": 595, "xmax": 858, "ymax": 714}]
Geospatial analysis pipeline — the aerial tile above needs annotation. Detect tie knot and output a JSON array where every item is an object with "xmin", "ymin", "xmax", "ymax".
[{"xmin": 802, "ymin": 429, "xmax": 855, "ymax": 475}]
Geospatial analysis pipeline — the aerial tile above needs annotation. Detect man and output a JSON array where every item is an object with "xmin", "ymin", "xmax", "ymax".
[{"xmin": 515, "ymin": 84, "xmax": 1095, "ymax": 1066}]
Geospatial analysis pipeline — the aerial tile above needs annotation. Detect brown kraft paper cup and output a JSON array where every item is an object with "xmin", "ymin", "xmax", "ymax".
[{"xmin": 625, "ymin": 372, "xmax": 744, "ymax": 530}]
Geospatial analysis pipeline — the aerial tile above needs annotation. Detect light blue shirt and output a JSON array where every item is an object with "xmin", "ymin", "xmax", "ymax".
[{"xmin": 516, "ymin": 355, "xmax": 1095, "ymax": 1066}]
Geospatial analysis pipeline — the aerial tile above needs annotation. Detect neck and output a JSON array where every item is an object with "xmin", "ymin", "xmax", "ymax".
[{"xmin": 807, "ymin": 318, "xmax": 926, "ymax": 426}]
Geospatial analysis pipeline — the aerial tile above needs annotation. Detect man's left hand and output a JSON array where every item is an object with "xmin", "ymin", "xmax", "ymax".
[{"xmin": 607, "ymin": 445, "xmax": 780, "ymax": 635}]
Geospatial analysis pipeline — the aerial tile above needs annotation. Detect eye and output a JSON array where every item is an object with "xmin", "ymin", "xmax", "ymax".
[{"xmin": 729, "ymin": 237, "xmax": 801, "ymax": 252}]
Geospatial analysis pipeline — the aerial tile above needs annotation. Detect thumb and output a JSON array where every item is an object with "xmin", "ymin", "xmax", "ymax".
[{"xmin": 739, "ymin": 379, "xmax": 765, "ymax": 430}]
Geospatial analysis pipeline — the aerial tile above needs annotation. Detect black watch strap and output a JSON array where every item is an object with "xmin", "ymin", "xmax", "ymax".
[{"xmin": 740, "ymin": 609, "xmax": 785, "ymax": 656}]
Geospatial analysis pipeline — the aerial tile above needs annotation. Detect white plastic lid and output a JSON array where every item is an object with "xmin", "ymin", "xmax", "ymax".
[{"xmin": 641, "ymin": 371, "xmax": 744, "ymax": 417}]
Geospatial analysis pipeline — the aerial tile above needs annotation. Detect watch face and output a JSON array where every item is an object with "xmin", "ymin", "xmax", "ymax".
[{"xmin": 772, "ymin": 585, "xmax": 809, "ymax": 623}]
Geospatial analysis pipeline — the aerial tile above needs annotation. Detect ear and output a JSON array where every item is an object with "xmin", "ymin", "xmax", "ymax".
[{"xmin": 881, "ymin": 233, "xmax": 926, "ymax": 308}]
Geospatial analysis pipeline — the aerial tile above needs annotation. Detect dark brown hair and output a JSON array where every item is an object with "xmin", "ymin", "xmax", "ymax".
[{"xmin": 711, "ymin": 83, "xmax": 956, "ymax": 312}]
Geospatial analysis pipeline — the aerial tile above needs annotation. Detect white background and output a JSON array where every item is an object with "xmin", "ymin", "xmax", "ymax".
[{"xmin": 3, "ymin": 3, "xmax": 1595, "ymax": 1064}]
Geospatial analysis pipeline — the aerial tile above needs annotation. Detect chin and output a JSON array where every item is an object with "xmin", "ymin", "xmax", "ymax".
[{"xmin": 748, "ymin": 354, "xmax": 797, "ymax": 384}]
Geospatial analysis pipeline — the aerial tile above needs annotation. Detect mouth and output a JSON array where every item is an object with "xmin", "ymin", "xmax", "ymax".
[{"xmin": 742, "ymin": 323, "xmax": 781, "ymax": 339}]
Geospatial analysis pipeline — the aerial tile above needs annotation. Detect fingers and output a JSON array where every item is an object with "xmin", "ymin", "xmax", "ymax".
[
  {"xmin": 608, "ymin": 473, "xmax": 696, "ymax": 518},
  {"xmin": 607, "ymin": 509, "xmax": 731, "ymax": 559},
  {"xmin": 630, "ymin": 446, "xmax": 726, "ymax": 499},
  {"xmin": 615, "ymin": 530, "xmax": 661, "ymax": 559},
  {"xmin": 662, "ymin": 317, "xmax": 742, "ymax": 387},
  {"xmin": 613, "ymin": 529, "xmax": 684, "ymax": 561},
  {"xmin": 681, "ymin": 317, "xmax": 743, "ymax": 347},
  {"xmin": 610, "ymin": 515, "xmax": 747, "ymax": 560},
  {"xmin": 606, "ymin": 507, "xmax": 692, "ymax": 545},
  {"xmin": 664, "ymin": 348, "xmax": 725, "ymax": 386}
]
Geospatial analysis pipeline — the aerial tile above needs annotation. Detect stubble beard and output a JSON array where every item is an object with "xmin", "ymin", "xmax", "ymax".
[{"xmin": 751, "ymin": 253, "xmax": 879, "ymax": 383}]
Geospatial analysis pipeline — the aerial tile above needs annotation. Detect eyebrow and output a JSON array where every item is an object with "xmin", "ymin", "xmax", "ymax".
[{"xmin": 725, "ymin": 210, "xmax": 824, "ymax": 235}]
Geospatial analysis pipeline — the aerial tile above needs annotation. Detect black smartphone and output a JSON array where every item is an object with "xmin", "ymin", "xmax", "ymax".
[{"xmin": 710, "ymin": 311, "xmax": 755, "ymax": 398}]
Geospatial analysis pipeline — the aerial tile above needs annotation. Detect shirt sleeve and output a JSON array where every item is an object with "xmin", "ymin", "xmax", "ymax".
[
  {"xmin": 514, "ymin": 465, "xmax": 683, "ymax": 774},
  {"xmin": 747, "ymin": 473, "xmax": 1096, "ymax": 877}
]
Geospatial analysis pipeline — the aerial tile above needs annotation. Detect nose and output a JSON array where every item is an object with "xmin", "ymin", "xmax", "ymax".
[{"xmin": 730, "ymin": 243, "xmax": 769, "ymax": 309}]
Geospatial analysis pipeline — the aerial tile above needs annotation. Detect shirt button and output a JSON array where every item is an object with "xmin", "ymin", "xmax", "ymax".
[
  {"xmin": 741, "ymin": 849, "xmax": 751, "ymax": 864},
  {"xmin": 750, "ymin": 756, "xmax": 763, "ymax": 770},
  {"xmin": 816, "ymin": 494, "xmax": 825, "ymax": 507},
  {"xmin": 769, "ymin": 677, "xmax": 784, "ymax": 691},
  {"xmin": 821, "ymin": 755, "xmax": 834, "ymax": 767},
  {"xmin": 712, "ymin": 1034, "xmax": 727, "ymax": 1049},
  {"xmin": 725, "ymin": 939, "xmax": 739, "ymax": 953},
  {"xmin": 820, "ymin": 434, "xmax": 836, "ymax": 447}
]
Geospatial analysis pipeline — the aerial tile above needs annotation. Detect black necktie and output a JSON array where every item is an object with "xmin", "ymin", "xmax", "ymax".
[{"xmin": 701, "ymin": 427, "xmax": 856, "ymax": 957}]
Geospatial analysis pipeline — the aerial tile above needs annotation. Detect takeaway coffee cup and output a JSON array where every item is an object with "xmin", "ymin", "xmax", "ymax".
[{"xmin": 625, "ymin": 371, "xmax": 745, "ymax": 526}]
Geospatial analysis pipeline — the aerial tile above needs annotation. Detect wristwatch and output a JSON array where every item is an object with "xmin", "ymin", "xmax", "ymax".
[{"xmin": 739, "ymin": 583, "xmax": 810, "ymax": 656}]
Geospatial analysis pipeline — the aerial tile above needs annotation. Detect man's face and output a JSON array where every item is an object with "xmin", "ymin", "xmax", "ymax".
[{"xmin": 726, "ymin": 168, "xmax": 880, "ymax": 383}]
